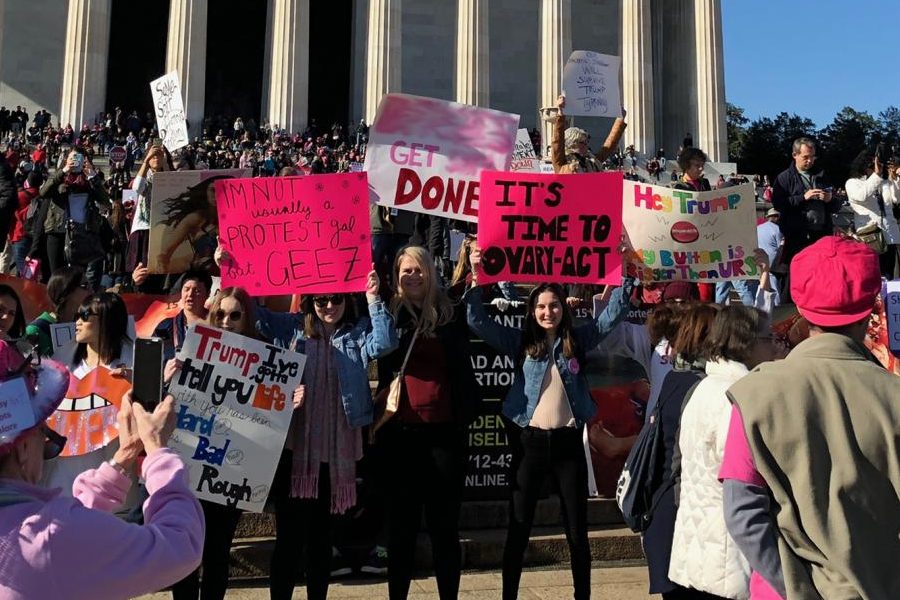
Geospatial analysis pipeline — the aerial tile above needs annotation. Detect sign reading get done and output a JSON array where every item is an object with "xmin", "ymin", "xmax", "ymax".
[{"xmin": 364, "ymin": 93, "xmax": 519, "ymax": 222}]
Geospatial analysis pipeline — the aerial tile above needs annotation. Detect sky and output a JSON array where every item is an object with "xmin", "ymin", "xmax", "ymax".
[{"xmin": 722, "ymin": 0, "xmax": 900, "ymax": 128}]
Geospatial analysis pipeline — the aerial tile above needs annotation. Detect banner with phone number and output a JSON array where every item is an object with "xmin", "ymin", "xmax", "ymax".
[{"xmin": 168, "ymin": 324, "xmax": 306, "ymax": 511}]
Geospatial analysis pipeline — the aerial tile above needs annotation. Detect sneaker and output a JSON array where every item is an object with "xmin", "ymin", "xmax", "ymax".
[
  {"xmin": 330, "ymin": 547, "xmax": 352, "ymax": 578},
  {"xmin": 359, "ymin": 545, "xmax": 388, "ymax": 576}
]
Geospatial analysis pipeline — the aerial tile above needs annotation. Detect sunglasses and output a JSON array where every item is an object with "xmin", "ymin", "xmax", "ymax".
[
  {"xmin": 76, "ymin": 308, "xmax": 97, "ymax": 321},
  {"xmin": 215, "ymin": 309, "xmax": 243, "ymax": 321},
  {"xmin": 313, "ymin": 295, "xmax": 345, "ymax": 308},
  {"xmin": 41, "ymin": 424, "xmax": 66, "ymax": 460}
]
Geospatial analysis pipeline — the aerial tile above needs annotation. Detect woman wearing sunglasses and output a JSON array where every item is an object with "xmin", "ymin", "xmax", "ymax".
[
  {"xmin": 0, "ymin": 361, "xmax": 205, "ymax": 599},
  {"xmin": 40, "ymin": 292, "xmax": 136, "ymax": 506},
  {"xmin": 253, "ymin": 269, "xmax": 397, "ymax": 600},
  {"xmin": 169, "ymin": 285, "xmax": 264, "ymax": 600}
]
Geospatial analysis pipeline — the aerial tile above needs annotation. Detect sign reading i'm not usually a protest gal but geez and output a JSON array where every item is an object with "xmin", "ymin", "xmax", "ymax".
[
  {"xmin": 476, "ymin": 171, "xmax": 624, "ymax": 285},
  {"xmin": 364, "ymin": 93, "xmax": 519, "ymax": 222},
  {"xmin": 622, "ymin": 182, "xmax": 759, "ymax": 282},
  {"xmin": 168, "ymin": 324, "xmax": 306, "ymax": 512},
  {"xmin": 217, "ymin": 173, "xmax": 372, "ymax": 295}
]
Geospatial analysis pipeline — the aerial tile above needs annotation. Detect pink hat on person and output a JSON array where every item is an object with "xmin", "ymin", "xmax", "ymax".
[{"xmin": 790, "ymin": 236, "xmax": 881, "ymax": 327}]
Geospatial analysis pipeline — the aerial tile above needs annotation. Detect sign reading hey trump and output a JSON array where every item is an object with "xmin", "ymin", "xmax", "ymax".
[
  {"xmin": 477, "ymin": 171, "xmax": 624, "ymax": 285},
  {"xmin": 364, "ymin": 94, "xmax": 519, "ymax": 222},
  {"xmin": 623, "ymin": 182, "xmax": 759, "ymax": 282}
]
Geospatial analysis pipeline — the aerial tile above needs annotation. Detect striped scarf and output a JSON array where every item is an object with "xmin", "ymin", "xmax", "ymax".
[{"xmin": 290, "ymin": 329, "xmax": 361, "ymax": 514}]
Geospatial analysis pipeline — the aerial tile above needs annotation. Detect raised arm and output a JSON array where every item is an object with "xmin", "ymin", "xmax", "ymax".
[
  {"xmin": 362, "ymin": 269, "xmax": 399, "ymax": 359},
  {"xmin": 573, "ymin": 278, "xmax": 635, "ymax": 351}
]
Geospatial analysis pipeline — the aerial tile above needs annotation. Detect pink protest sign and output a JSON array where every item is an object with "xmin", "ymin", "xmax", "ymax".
[
  {"xmin": 364, "ymin": 93, "xmax": 519, "ymax": 223},
  {"xmin": 476, "ymin": 171, "xmax": 624, "ymax": 285},
  {"xmin": 216, "ymin": 173, "xmax": 372, "ymax": 295}
]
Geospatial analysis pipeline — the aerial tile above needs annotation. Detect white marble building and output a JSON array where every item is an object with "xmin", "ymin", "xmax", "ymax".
[{"xmin": 0, "ymin": 0, "xmax": 726, "ymax": 160}]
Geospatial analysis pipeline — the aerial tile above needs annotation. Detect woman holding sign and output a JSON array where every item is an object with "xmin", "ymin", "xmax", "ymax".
[
  {"xmin": 466, "ymin": 247, "xmax": 634, "ymax": 600},
  {"xmin": 251, "ymin": 268, "xmax": 397, "ymax": 600}
]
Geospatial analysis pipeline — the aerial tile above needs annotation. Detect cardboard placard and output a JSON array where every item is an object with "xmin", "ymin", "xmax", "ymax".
[
  {"xmin": 364, "ymin": 93, "xmax": 519, "ymax": 222},
  {"xmin": 168, "ymin": 324, "xmax": 305, "ymax": 511},
  {"xmin": 150, "ymin": 71, "xmax": 190, "ymax": 152},
  {"xmin": 562, "ymin": 51, "xmax": 622, "ymax": 118},
  {"xmin": 623, "ymin": 182, "xmax": 759, "ymax": 282},
  {"xmin": 217, "ymin": 174, "xmax": 372, "ymax": 295},
  {"xmin": 476, "ymin": 170, "xmax": 624, "ymax": 285}
]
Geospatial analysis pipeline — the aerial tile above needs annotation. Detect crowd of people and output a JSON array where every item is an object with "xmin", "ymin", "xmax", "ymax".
[{"xmin": 0, "ymin": 93, "xmax": 896, "ymax": 600}]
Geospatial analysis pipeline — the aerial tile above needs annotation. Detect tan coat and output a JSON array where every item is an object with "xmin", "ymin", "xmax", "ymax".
[{"xmin": 550, "ymin": 114, "xmax": 626, "ymax": 174}]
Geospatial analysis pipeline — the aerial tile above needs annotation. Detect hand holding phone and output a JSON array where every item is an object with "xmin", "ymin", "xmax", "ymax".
[{"xmin": 132, "ymin": 338, "xmax": 164, "ymax": 410}]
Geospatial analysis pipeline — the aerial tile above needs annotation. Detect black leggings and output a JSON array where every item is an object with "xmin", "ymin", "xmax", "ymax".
[
  {"xmin": 378, "ymin": 422, "xmax": 465, "ymax": 600},
  {"xmin": 880, "ymin": 244, "xmax": 898, "ymax": 280},
  {"xmin": 170, "ymin": 499, "xmax": 243, "ymax": 600},
  {"xmin": 269, "ymin": 451, "xmax": 332, "ymax": 600},
  {"xmin": 503, "ymin": 425, "xmax": 590, "ymax": 600}
]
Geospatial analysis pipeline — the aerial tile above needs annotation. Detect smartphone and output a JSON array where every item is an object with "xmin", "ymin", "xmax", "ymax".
[
  {"xmin": 71, "ymin": 153, "xmax": 84, "ymax": 171},
  {"xmin": 132, "ymin": 338, "xmax": 164, "ymax": 410}
]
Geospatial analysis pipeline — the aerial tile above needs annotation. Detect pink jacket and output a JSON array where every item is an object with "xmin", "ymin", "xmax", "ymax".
[{"xmin": 0, "ymin": 448, "xmax": 204, "ymax": 600}]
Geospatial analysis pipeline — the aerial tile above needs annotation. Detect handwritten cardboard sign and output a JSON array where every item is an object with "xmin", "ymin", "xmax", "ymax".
[
  {"xmin": 148, "ymin": 169, "xmax": 249, "ymax": 274},
  {"xmin": 476, "ymin": 170, "xmax": 624, "ymax": 285},
  {"xmin": 562, "ymin": 51, "xmax": 622, "ymax": 118},
  {"xmin": 217, "ymin": 173, "xmax": 372, "ymax": 295},
  {"xmin": 150, "ymin": 71, "xmax": 189, "ymax": 152},
  {"xmin": 0, "ymin": 378, "xmax": 36, "ymax": 444},
  {"xmin": 510, "ymin": 129, "xmax": 540, "ymax": 173},
  {"xmin": 364, "ymin": 93, "xmax": 519, "ymax": 222},
  {"xmin": 45, "ymin": 366, "xmax": 133, "ymax": 457},
  {"xmin": 622, "ymin": 182, "xmax": 759, "ymax": 282},
  {"xmin": 168, "ymin": 324, "xmax": 306, "ymax": 511}
]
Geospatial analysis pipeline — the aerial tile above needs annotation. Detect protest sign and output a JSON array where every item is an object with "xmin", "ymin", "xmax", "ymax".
[
  {"xmin": 150, "ymin": 71, "xmax": 189, "ymax": 151},
  {"xmin": 364, "ymin": 93, "xmax": 519, "ymax": 222},
  {"xmin": 46, "ymin": 367, "xmax": 133, "ymax": 457},
  {"xmin": 0, "ymin": 379, "xmax": 35, "ymax": 443},
  {"xmin": 217, "ymin": 173, "xmax": 372, "ymax": 295},
  {"xmin": 622, "ymin": 182, "xmax": 759, "ymax": 282},
  {"xmin": 562, "ymin": 51, "xmax": 622, "ymax": 118},
  {"xmin": 883, "ymin": 281, "xmax": 900, "ymax": 354},
  {"xmin": 510, "ymin": 129, "xmax": 540, "ymax": 173},
  {"xmin": 148, "ymin": 169, "xmax": 249, "ymax": 274},
  {"xmin": 476, "ymin": 170, "xmax": 624, "ymax": 285},
  {"xmin": 168, "ymin": 324, "xmax": 305, "ymax": 511}
]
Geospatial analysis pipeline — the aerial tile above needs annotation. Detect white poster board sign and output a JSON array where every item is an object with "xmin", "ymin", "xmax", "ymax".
[
  {"xmin": 150, "ymin": 71, "xmax": 190, "ymax": 152},
  {"xmin": 0, "ymin": 378, "xmax": 35, "ymax": 442},
  {"xmin": 883, "ymin": 281, "xmax": 900, "ymax": 354},
  {"xmin": 510, "ymin": 129, "xmax": 540, "ymax": 173},
  {"xmin": 562, "ymin": 51, "xmax": 622, "ymax": 118},
  {"xmin": 168, "ymin": 324, "xmax": 305, "ymax": 512}
]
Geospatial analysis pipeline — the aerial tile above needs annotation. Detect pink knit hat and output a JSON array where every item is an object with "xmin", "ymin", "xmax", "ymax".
[{"xmin": 790, "ymin": 236, "xmax": 881, "ymax": 327}]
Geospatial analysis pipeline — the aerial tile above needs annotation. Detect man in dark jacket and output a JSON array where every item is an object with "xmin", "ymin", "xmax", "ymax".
[
  {"xmin": 771, "ymin": 137, "xmax": 840, "ymax": 268},
  {"xmin": 0, "ymin": 152, "xmax": 17, "ymax": 252}
]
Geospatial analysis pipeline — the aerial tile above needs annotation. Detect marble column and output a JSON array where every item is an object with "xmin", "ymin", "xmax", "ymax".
[
  {"xmin": 695, "ymin": 0, "xmax": 727, "ymax": 162},
  {"xmin": 455, "ymin": 0, "xmax": 489, "ymax": 107},
  {"xmin": 165, "ymin": 0, "xmax": 207, "ymax": 139},
  {"xmin": 622, "ymin": 0, "xmax": 655, "ymax": 157},
  {"xmin": 364, "ymin": 0, "xmax": 401, "ymax": 123},
  {"xmin": 265, "ymin": 0, "xmax": 310, "ymax": 134},
  {"xmin": 539, "ymin": 0, "xmax": 571, "ymax": 158},
  {"xmin": 59, "ymin": 0, "xmax": 111, "ymax": 128}
]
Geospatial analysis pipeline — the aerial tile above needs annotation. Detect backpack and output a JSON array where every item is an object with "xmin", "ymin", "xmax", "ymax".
[{"xmin": 616, "ymin": 375, "xmax": 704, "ymax": 533}]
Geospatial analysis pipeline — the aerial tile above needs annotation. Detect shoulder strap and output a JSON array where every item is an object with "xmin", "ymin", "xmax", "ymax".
[{"xmin": 397, "ymin": 327, "xmax": 420, "ymax": 376}]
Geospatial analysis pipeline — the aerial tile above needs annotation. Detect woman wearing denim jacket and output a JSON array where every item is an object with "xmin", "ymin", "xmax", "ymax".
[
  {"xmin": 467, "ymin": 249, "xmax": 634, "ymax": 600},
  {"xmin": 254, "ymin": 269, "xmax": 398, "ymax": 600}
]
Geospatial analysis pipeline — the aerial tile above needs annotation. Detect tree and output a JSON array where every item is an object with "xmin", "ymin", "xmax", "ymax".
[
  {"xmin": 877, "ymin": 106, "xmax": 900, "ymax": 153},
  {"xmin": 737, "ymin": 112, "xmax": 816, "ymax": 179},
  {"xmin": 726, "ymin": 102, "xmax": 748, "ymax": 164},
  {"xmin": 818, "ymin": 106, "xmax": 878, "ymax": 185}
]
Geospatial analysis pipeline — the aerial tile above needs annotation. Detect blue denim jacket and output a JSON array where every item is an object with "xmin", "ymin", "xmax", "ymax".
[
  {"xmin": 256, "ymin": 300, "xmax": 398, "ymax": 427},
  {"xmin": 465, "ymin": 280, "xmax": 634, "ymax": 427}
]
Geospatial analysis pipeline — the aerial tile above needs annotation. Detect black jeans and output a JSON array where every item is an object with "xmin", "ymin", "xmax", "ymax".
[
  {"xmin": 44, "ymin": 231, "xmax": 103, "ymax": 290},
  {"xmin": 269, "ymin": 451, "xmax": 332, "ymax": 600},
  {"xmin": 503, "ymin": 426, "xmax": 590, "ymax": 600},
  {"xmin": 378, "ymin": 421, "xmax": 465, "ymax": 600},
  {"xmin": 170, "ymin": 499, "xmax": 243, "ymax": 600},
  {"xmin": 880, "ymin": 244, "xmax": 898, "ymax": 280}
]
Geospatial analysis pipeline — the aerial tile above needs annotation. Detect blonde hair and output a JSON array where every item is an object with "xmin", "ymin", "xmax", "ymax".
[
  {"xmin": 390, "ymin": 246, "xmax": 454, "ymax": 335},
  {"xmin": 450, "ymin": 235, "xmax": 477, "ymax": 288},
  {"xmin": 207, "ymin": 287, "xmax": 260, "ymax": 339}
]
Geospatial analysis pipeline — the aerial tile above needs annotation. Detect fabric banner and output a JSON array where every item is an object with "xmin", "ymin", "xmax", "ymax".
[
  {"xmin": 510, "ymin": 129, "xmax": 540, "ymax": 173},
  {"xmin": 562, "ymin": 51, "xmax": 623, "ymax": 118},
  {"xmin": 168, "ymin": 324, "xmax": 305, "ymax": 511},
  {"xmin": 150, "ymin": 71, "xmax": 189, "ymax": 152},
  {"xmin": 476, "ymin": 170, "xmax": 624, "ymax": 285},
  {"xmin": 363, "ymin": 93, "xmax": 519, "ymax": 222},
  {"xmin": 148, "ymin": 169, "xmax": 249, "ymax": 274},
  {"xmin": 217, "ymin": 173, "xmax": 372, "ymax": 295},
  {"xmin": 622, "ymin": 182, "xmax": 759, "ymax": 282}
]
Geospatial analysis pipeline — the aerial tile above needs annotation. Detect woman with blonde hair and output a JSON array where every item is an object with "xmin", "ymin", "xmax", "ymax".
[{"xmin": 377, "ymin": 245, "xmax": 480, "ymax": 600}]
